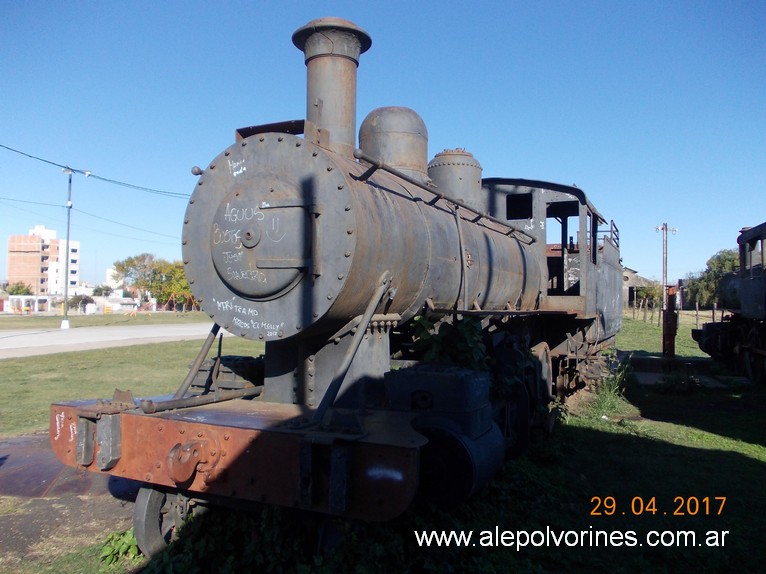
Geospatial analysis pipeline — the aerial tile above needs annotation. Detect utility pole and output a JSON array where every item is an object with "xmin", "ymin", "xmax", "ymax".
[
  {"xmin": 61, "ymin": 168, "xmax": 73, "ymax": 329},
  {"xmin": 656, "ymin": 223, "xmax": 679, "ymax": 356}
]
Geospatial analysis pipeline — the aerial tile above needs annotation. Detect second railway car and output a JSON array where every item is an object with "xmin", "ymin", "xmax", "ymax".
[{"xmin": 693, "ymin": 222, "xmax": 766, "ymax": 383}]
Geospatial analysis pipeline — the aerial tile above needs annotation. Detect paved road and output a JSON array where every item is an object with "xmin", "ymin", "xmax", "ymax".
[{"xmin": 0, "ymin": 322, "xmax": 224, "ymax": 359}]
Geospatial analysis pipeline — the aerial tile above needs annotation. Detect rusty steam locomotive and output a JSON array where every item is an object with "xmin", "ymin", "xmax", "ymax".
[
  {"xmin": 50, "ymin": 17, "xmax": 622, "ymax": 555},
  {"xmin": 693, "ymin": 222, "xmax": 765, "ymax": 383}
]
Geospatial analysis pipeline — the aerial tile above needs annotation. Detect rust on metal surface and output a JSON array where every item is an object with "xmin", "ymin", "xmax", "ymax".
[
  {"xmin": 50, "ymin": 400, "xmax": 422, "ymax": 521},
  {"xmin": 166, "ymin": 439, "xmax": 219, "ymax": 485}
]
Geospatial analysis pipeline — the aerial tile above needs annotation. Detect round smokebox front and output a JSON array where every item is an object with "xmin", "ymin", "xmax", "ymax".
[{"xmin": 183, "ymin": 133, "xmax": 356, "ymax": 340}]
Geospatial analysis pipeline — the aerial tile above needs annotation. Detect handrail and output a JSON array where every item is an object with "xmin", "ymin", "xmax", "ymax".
[{"xmin": 353, "ymin": 149, "xmax": 535, "ymax": 244}]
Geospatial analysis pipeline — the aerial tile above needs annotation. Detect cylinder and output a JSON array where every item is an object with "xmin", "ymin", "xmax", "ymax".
[{"xmin": 292, "ymin": 17, "xmax": 372, "ymax": 157}]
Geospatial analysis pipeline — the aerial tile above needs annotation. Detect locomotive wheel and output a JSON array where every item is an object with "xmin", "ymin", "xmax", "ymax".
[
  {"xmin": 735, "ymin": 325, "xmax": 749, "ymax": 371},
  {"xmin": 531, "ymin": 342, "xmax": 554, "ymax": 402},
  {"xmin": 503, "ymin": 382, "xmax": 531, "ymax": 458},
  {"xmin": 133, "ymin": 487, "xmax": 184, "ymax": 557},
  {"xmin": 744, "ymin": 328, "xmax": 764, "ymax": 384}
]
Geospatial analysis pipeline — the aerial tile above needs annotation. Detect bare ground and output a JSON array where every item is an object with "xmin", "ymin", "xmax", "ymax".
[{"xmin": 0, "ymin": 492, "xmax": 134, "ymax": 572}]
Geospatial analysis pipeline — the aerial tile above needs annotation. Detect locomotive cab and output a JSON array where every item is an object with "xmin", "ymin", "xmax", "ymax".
[{"xmin": 484, "ymin": 179, "xmax": 622, "ymax": 352}]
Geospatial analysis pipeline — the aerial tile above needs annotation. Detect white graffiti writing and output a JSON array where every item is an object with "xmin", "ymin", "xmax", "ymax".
[
  {"xmin": 221, "ymin": 250, "xmax": 243, "ymax": 264},
  {"xmin": 212, "ymin": 223, "xmax": 242, "ymax": 248},
  {"xmin": 228, "ymin": 158, "xmax": 247, "ymax": 177},
  {"xmin": 258, "ymin": 321, "xmax": 284, "ymax": 332},
  {"xmin": 214, "ymin": 302, "xmax": 285, "ymax": 335},
  {"xmin": 227, "ymin": 266, "xmax": 267, "ymax": 283},
  {"xmin": 223, "ymin": 202, "xmax": 265, "ymax": 223},
  {"xmin": 232, "ymin": 317, "xmax": 251, "ymax": 330},
  {"xmin": 52, "ymin": 412, "xmax": 77, "ymax": 443},
  {"xmin": 265, "ymin": 216, "xmax": 286, "ymax": 242},
  {"xmin": 213, "ymin": 297, "xmax": 260, "ymax": 317},
  {"xmin": 229, "ymin": 317, "xmax": 284, "ymax": 334},
  {"xmin": 215, "ymin": 297, "xmax": 236, "ymax": 311},
  {"xmin": 54, "ymin": 411, "xmax": 65, "ymax": 441}
]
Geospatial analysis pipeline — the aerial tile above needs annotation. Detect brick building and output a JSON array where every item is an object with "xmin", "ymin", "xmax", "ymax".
[{"xmin": 7, "ymin": 225, "xmax": 80, "ymax": 297}]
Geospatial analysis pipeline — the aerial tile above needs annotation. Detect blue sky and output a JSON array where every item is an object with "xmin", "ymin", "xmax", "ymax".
[{"xmin": 2, "ymin": 0, "xmax": 764, "ymax": 285}]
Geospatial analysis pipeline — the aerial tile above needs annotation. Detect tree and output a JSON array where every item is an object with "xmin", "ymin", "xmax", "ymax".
[
  {"xmin": 635, "ymin": 282, "xmax": 662, "ymax": 307},
  {"xmin": 684, "ymin": 249, "xmax": 738, "ymax": 308},
  {"xmin": 68, "ymin": 294, "xmax": 95, "ymax": 310},
  {"xmin": 113, "ymin": 253, "xmax": 156, "ymax": 301},
  {"xmin": 7, "ymin": 282, "xmax": 32, "ymax": 295},
  {"xmin": 113, "ymin": 253, "xmax": 196, "ymax": 310},
  {"xmin": 92, "ymin": 284, "xmax": 114, "ymax": 297},
  {"xmin": 149, "ymin": 260, "xmax": 196, "ymax": 310}
]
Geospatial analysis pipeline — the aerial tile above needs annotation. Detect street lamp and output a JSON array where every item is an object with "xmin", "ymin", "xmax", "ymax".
[{"xmin": 61, "ymin": 168, "xmax": 73, "ymax": 329}]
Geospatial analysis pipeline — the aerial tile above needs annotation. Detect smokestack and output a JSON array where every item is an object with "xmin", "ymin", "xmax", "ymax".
[{"xmin": 292, "ymin": 17, "xmax": 372, "ymax": 157}]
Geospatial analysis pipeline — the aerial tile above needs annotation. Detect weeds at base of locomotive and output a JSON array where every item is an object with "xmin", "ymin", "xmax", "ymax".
[{"xmin": 49, "ymin": 16, "xmax": 623, "ymax": 556}]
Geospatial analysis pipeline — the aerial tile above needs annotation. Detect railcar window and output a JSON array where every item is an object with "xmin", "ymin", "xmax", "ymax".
[
  {"xmin": 587, "ymin": 212, "xmax": 597, "ymax": 265},
  {"xmin": 505, "ymin": 193, "xmax": 533, "ymax": 220},
  {"xmin": 745, "ymin": 239, "xmax": 763, "ymax": 277},
  {"xmin": 545, "ymin": 200, "xmax": 580, "ymax": 295}
]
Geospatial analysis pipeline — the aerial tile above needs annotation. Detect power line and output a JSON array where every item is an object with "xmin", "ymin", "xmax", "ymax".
[
  {"xmin": 86, "ymin": 173, "xmax": 190, "ymax": 198},
  {"xmin": 0, "ymin": 143, "xmax": 66, "ymax": 170},
  {"xmin": 0, "ymin": 196, "xmax": 179, "ymax": 242},
  {"xmin": 0, "ymin": 195, "xmax": 62, "ymax": 208},
  {"xmin": 74, "ymin": 208, "xmax": 178, "ymax": 239},
  {"xmin": 0, "ymin": 198, "xmax": 64, "ymax": 225},
  {"xmin": 0, "ymin": 143, "xmax": 190, "ymax": 199},
  {"xmin": 74, "ymin": 223, "xmax": 179, "ymax": 246}
]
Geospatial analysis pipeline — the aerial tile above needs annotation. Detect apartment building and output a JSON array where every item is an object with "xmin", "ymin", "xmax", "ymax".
[{"xmin": 7, "ymin": 224, "xmax": 80, "ymax": 296}]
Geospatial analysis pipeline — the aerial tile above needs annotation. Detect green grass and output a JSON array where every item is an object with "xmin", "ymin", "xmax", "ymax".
[
  {"xmin": 617, "ymin": 310, "xmax": 708, "ymax": 359},
  {"xmin": 2, "ymin": 314, "xmax": 764, "ymax": 572},
  {"xmin": 0, "ymin": 337, "xmax": 262, "ymax": 437},
  {"xmin": 6, "ymin": 542, "xmax": 107, "ymax": 574}
]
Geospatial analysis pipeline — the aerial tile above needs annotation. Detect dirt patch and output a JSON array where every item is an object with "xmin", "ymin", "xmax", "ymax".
[
  {"xmin": 0, "ymin": 492, "xmax": 134, "ymax": 571},
  {"xmin": 562, "ymin": 383, "xmax": 597, "ymax": 416},
  {"xmin": 0, "ymin": 433, "xmax": 141, "ymax": 571}
]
